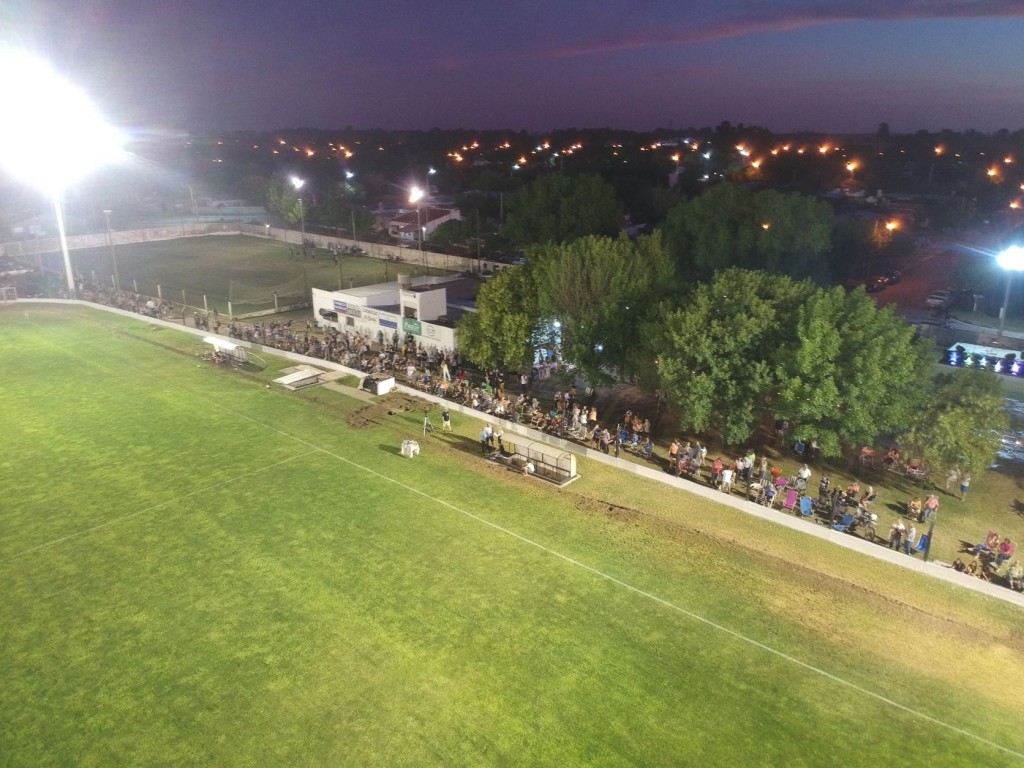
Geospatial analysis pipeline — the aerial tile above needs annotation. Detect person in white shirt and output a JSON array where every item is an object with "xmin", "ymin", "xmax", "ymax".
[{"xmin": 720, "ymin": 467, "xmax": 734, "ymax": 494}]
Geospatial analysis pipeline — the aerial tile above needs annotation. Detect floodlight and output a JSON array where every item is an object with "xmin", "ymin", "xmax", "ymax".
[
  {"xmin": 0, "ymin": 52, "xmax": 122, "ymax": 294},
  {"xmin": 0, "ymin": 52, "xmax": 122, "ymax": 195},
  {"xmin": 409, "ymin": 186, "xmax": 424, "ymax": 204}
]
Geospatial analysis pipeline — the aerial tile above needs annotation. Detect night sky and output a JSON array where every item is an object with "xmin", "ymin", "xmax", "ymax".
[{"xmin": 5, "ymin": 0, "xmax": 1024, "ymax": 133}]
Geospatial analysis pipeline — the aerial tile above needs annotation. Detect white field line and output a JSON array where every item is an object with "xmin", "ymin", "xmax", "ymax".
[
  {"xmin": 211, "ymin": 405, "xmax": 1024, "ymax": 762},
  {"xmin": 2, "ymin": 451, "xmax": 317, "ymax": 562}
]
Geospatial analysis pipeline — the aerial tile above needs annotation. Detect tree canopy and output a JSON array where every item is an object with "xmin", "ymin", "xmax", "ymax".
[
  {"xmin": 772, "ymin": 286, "xmax": 933, "ymax": 454},
  {"xmin": 654, "ymin": 269, "xmax": 814, "ymax": 445},
  {"xmin": 661, "ymin": 184, "xmax": 833, "ymax": 282},
  {"xmin": 501, "ymin": 174, "xmax": 622, "ymax": 248},
  {"xmin": 901, "ymin": 368, "xmax": 1008, "ymax": 477},
  {"xmin": 455, "ymin": 268, "xmax": 539, "ymax": 372},
  {"xmin": 531, "ymin": 232, "xmax": 675, "ymax": 384},
  {"xmin": 653, "ymin": 270, "xmax": 931, "ymax": 453}
]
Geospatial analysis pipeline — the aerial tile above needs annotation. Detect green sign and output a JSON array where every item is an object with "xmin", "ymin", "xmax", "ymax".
[{"xmin": 403, "ymin": 317, "xmax": 422, "ymax": 335}]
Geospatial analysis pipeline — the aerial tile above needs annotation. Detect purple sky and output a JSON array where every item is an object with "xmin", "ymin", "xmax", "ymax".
[{"xmin": 5, "ymin": 0, "xmax": 1024, "ymax": 133}]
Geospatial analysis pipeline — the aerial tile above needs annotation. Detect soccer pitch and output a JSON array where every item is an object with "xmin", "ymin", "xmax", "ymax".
[{"xmin": 2, "ymin": 305, "xmax": 1023, "ymax": 767}]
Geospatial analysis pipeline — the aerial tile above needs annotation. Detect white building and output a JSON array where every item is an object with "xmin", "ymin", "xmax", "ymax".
[{"xmin": 311, "ymin": 275, "xmax": 458, "ymax": 352}]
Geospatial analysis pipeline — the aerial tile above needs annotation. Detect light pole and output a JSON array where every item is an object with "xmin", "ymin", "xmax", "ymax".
[
  {"xmin": 103, "ymin": 209, "xmax": 119, "ymax": 292},
  {"xmin": 290, "ymin": 176, "xmax": 305, "ymax": 240},
  {"xmin": 0, "ymin": 53, "xmax": 121, "ymax": 296},
  {"xmin": 997, "ymin": 245, "xmax": 1024, "ymax": 337},
  {"xmin": 345, "ymin": 172, "xmax": 358, "ymax": 246},
  {"xmin": 409, "ymin": 185, "xmax": 425, "ymax": 266}
]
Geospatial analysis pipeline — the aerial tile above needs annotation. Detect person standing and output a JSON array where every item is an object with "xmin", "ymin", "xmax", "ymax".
[
  {"xmin": 667, "ymin": 438, "xmax": 680, "ymax": 473},
  {"xmin": 903, "ymin": 524, "xmax": 918, "ymax": 556},
  {"xmin": 480, "ymin": 427, "xmax": 490, "ymax": 454},
  {"xmin": 441, "ymin": 408, "xmax": 453, "ymax": 432},
  {"xmin": 960, "ymin": 472, "xmax": 971, "ymax": 500}
]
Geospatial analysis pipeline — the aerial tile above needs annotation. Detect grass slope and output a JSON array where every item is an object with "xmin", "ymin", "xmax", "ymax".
[{"xmin": 1, "ymin": 306, "xmax": 1023, "ymax": 767}]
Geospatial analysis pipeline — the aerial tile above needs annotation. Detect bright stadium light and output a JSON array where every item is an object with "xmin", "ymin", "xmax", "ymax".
[{"xmin": 0, "ymin": 52, "xmax": 122, "ymax": 294}]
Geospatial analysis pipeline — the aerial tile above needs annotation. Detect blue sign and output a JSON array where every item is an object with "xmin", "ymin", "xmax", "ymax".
[
  {"xmin": 379, "ymin": 318, "xmax": 398, "ymax": 329},
  {"xmin": 333, "ymin": 300, "xmax": 347, "ymax": 313}
]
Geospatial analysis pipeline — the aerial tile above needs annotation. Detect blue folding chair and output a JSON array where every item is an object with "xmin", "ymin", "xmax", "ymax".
[
  {"xmin": 799, "ymin": 496, "xmax": 814, "ymax": 518},
  {"xmin": 914, "ymin": 533, "xmax": 930, "ymax": 554},
  {"xmin": 832, "ymin": 513, "xmax": 854, "ymax": 532}
]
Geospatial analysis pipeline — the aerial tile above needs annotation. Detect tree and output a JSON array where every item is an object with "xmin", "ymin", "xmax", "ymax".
[
  {"xmin": 901, "ymin": 368, "xmax": 1007, "ymax": 478},
  {"xmin": 653, "ymin": 271, "xmax": 932, "ymax": 452},
  {"xmin": 773, "ymin": 287, "xmax": 933, "ymax": 455},
  {"xmin": 661, "ymin": 184, "xmax": 833, "ymax": 282},
  {"xmin": 428, "ymin": 218, "xmax": 477, "ymax": 250},
  {"xmin": 265, "ymin": 176, "xmax": 303, "ymax": 224},
  {"xmin": 501, "ymin": 174, "xmax": 622, "ymax": 248},
  {"xmin": 456, "ymin": 268, "xmax": 539, "ymax": 372},
  {"xmin": 532, "ymin": 232, "xmax": 675, "ymax": 384},
  {"xmin": 653, "ymin": 269, "xmax": 815, "ymax": 445}
]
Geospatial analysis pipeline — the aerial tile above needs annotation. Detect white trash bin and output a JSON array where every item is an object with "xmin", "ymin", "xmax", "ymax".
[{"xmin": 401, "ymin": 440, "xmax": 420, "ymax": 458}]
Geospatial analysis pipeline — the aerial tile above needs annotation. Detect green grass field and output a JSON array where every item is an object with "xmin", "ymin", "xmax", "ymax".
[
  {"xmin": 36, "ymin": 235, "xmax": 450, "ymax": 312},
  {"xmin": 2, "ymin": 305, "xmax": 1024, "ymax": 767}
]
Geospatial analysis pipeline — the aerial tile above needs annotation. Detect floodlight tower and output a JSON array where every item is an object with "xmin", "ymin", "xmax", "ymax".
[
  {"xmin": 0, "ymin": 53, "xmax": 122, "ymax": 295},
  {"xmin": 997, "ymin": 245, "xmax": 1024, "ymax": 337},
  {"xmin": 409, "ymin": 185, "xmax": 425, "ymax": 266},
  {"xmin": 290, "ymin": 176, "xmax": 306, "ymax": 238}
]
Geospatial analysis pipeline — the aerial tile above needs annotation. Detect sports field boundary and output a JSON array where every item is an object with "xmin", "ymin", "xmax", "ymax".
[{"xmin": 10, "ymin": 298, "xmax": 1024, "ymax": 610}]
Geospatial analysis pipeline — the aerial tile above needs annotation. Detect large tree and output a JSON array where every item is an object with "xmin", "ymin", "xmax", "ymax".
[
  {"xmin": 532, "ymin": 232, "xmax": 675, "ymax": 384},
  {"xmin": 501, "ymin": 174, "xmax": 622, "ymax": 248},
  {"xmin": 772, "ymin": 286, "xmax": 933, "ymax": 455},
  {"xmin": 901, "ymin": 368, "xmax": 1007, "ymax": 478},
  {"xmin": 654, "ymin": 269, "xmax": 814, "ymax": 445},
  {"xmin": 661, "ymin": 184, "xmax": 833, "ymax": 282},
  {"xmin": 456, "ymin": 268, "xmax": 539, "ymax": 372},
  {"xmin": 654, "ymin": 271, "xmax": 931, "ymax": 453}
]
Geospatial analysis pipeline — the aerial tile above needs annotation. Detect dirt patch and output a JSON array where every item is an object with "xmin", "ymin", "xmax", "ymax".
[
  {"xmin": 569, "ymin": 494, "xmax": 642, "ymax": 523},
  {"xmin": 346, "ymin": 392, "xmax": 433, "ymax": 429}
]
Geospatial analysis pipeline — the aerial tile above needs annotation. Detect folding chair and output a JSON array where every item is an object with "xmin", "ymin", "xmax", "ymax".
[
  {"xmin": 914, "ymin": 533, "xmax": 930, "ymax": 555},
  {"xmin": 799, "ymin": 496, "xmax": 814, "ymax": 519},
  {"xmin": 782, "ymin": 489, "xmax": 800, "ymax": 512},
  {"xmin": 832, "ymin": 513, "xmax": 855, "ymax": 532}
]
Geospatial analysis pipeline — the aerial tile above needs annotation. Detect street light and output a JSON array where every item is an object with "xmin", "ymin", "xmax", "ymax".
[
  {"xmin": 0, "ymin": 53, "xmax": 121, "ymax": 295},
  {"xmin": 846, "ymin": 161, "xmax": 858, "ymax": 180},
  {"xmin": 290, "ymin": 176, "xmax": 305, "ymax": 239},
  {"xmin": 996, "ymin": 245, "xmax": 1024, "ymax": 337},
  {"xmin": 103, "ymin": 209, "xmax": 119, "ymax": 292}
]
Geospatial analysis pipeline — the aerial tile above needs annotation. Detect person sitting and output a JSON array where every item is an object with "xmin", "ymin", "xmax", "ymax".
[
  {"xmin": 907, "ymin": 496, "xmax": 923, "ymax": 521},
  {"xmin": 975, "ymin": 531, "xmax": 1000, "ymax": 556},
  {"xmin": 859, "ymin": 486, "xmax": 877, "ymax": 509},
  {"xmin": 846, "ymin": 481, "xmax": 861, "ymax": 497},
  {"xmin": 965, "ymin": 557, "xmax": 990, "ymax": 581},
  {"xmin": 995, "ymin": 537, "xmax": 1016, "ymax": 565},
  {"xmin": 1009, "ymin": 561, "xmax": 1024, "ymax": 591},
  {"xmin": 883, "ymin": 447, "xmax": 901, "ymax": 470},
  {"xmin": 523, "ymin": 460, "xmax": 535, "ymax": 476}
]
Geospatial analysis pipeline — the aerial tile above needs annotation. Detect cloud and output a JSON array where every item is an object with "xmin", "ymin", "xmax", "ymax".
[{"xmin": 537, "ymin": 0, "xmax": 1024, "ymax": 59}]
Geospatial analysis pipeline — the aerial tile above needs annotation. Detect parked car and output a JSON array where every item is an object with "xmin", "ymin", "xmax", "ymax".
[
  {"xmin": 925, "ymin": 289, "xmax": 952, "ymax": 308},
  {"xmin": 866, "ymin": 276, "xmax": 889, "ymax": 293},
  {"xmin": 885, "ymin": 270, "xmax": 903, "ymax": 284}
]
